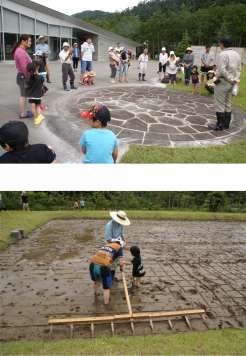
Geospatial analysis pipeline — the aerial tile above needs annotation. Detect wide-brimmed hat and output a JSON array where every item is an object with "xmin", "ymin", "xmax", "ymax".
[
  {"xmin": 88, "ymin": 71, "xmax": 96, "ymax": 77},
  {"xmin": 122, "ymin": 47, "xmax": 127, "ymax": 52},
  {"xmin": 110, "ymin": 211, "xmax": 130, "ymax": 226},
  {"xmin": 36, "ymin": 35, "xmax": 48, "ymax": 43},
  {"xmin": 62, "ymin": 42, "xmax": 70, "ymax": 48},
  {"xmin": 109, "ymin": 46, "xmax": 114, "ymax": 51},
  {"xmin": 33, "ymin": 50, "xmax": 43, "ymax": 56},
  {"xmin": 185, "ymin": 47, "xmax": 193, "ymax": 53},
  {"xmin": 162, "ymin": 47, "xmax": 166, "ymax": 51}
]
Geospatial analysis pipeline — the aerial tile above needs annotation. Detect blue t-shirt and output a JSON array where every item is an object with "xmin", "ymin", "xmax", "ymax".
[
  {"xmin": 80, "ymin": 200, "xmax": 84, "ymax": 206},
  {"xmin": 105, "ymin": 219, "xmax": 124, "ymax": 244},
  {"xmin": 79, "ymin": 129, "xmax": 119, "ymax": 164}
]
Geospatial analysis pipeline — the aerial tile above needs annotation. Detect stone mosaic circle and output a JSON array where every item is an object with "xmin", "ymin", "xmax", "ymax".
[{"xmin": 67, "ymin": 86, "xmax": 245, "ymax": 147}]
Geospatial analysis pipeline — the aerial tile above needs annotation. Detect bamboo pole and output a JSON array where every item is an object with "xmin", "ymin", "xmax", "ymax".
[{"xmin": 121, "ymin": 270, "xmax": 133, "ymax": 317}]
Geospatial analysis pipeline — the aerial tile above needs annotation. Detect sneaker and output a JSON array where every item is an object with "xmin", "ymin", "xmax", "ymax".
[{"xmin": 34, "ymin": 115, "xmax": 44, "ymax": 125}]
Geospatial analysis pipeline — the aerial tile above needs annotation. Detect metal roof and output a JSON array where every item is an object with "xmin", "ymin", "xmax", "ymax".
[{"xmin": 7, "ymin": 0, "xmax": 142, "ymax": 46}]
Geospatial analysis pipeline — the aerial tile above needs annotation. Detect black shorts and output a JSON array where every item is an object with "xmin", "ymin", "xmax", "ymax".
[
  {"xmin": 200, "ymin": 66, "xmax": 213, "ymax": 75},
  {"xmin": 159, "ymin": 63, "xmax": 166, "ymax": 72},
  {"xmin": 89, "ymin": 263, "xmax": 112, "ymax": 290},
  {"xmin": 0, "ymin": 207, "xmax": 7, "ymax": 211},
  {"xmin": 80, "ymin": 205, "xmax": 84, "ymax": 209},
  {"xmin": 17, "ymin": 73, "xmax": 27, "ymax": 97},
  {"xmin": 28, "ymin": 99, "xmax": 41, "ymax": 105}
]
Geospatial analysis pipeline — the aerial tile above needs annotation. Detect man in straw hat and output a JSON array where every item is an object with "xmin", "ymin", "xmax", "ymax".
[
  {"xmin": 35, "ymin": 35, "xmax": 51, "ymax": 83},
  {"xmin": 105, "ymin": 211, "xmax": 130, "ymax": 279},
  {"xmin": 59, "ymin": 42, "xmax": 78, "ymax": 91},
  {"xmin": 182, "ymin": 47, "xmax": 194, "ymax": 86}
]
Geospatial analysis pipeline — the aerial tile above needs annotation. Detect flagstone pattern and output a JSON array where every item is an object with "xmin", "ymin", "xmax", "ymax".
[{"xmin": 63, "ymin": 87, "xmax": 246, "ymax": 148}]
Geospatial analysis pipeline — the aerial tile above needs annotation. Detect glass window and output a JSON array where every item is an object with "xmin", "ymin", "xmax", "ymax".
[
  {"xmin": 4, "ymin": 33, "xmax": 17, "ymax": 60},
  {"xmin": 3, "ymin": 8, "xmax": 19, "ymax": 33},
  {"xmin": 21, "ymin": 15, "xmax": 35, "ymax": 34}
]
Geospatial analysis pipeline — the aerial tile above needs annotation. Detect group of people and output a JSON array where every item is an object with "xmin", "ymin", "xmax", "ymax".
[
  {"xmin": 90, "ymin": 210, "xmax": 145, "ymax": 304},
  {"xmin": 74, "ymin": 198, "xmax": 85, "ymax": 212}
]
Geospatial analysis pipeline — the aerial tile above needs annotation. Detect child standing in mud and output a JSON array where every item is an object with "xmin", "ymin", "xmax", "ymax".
[{"xmin": 123, "ymin": 246, "xmax": 145, "ymax": 287}]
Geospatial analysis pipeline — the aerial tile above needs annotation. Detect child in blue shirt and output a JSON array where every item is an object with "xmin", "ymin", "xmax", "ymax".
[{"xmin": 79, "ymin": 105, "xmax": 119, "ymax": 164}]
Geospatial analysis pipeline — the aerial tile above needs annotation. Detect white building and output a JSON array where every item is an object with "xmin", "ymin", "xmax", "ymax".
[{"xmin": 0, "ymin": 0, "xmax": 141, "ymax": 61}]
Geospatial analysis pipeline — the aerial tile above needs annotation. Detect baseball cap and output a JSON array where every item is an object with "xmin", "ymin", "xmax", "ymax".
[
  {"xmin": 0, "ymin": 121, "xmax": 29, "ymax": 144},
  {"xmin": 80, "ymin": 105, "xmax": 111, "ymax": 123}
]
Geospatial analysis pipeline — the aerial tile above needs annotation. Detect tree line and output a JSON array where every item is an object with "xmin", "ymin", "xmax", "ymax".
[
  {"xmin": 1, "ymin": 191, "xmax": 246, "ymax": 212},
  {"xmin": 73, "ymin": 1, "xmax": 246, "ymax": 57}
]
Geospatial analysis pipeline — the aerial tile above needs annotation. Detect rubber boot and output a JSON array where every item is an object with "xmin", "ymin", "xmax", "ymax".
[
  {"xmin": 208, "ymin": 112, "xmax": 225, "ymax": 131},
  {"xmin": 63, "ymin": 84, "xmax": 70, "ymax": 91},
  {"xmin": 47, "ymin": 75, "xmax": 51, "ymax": 83},
  {"xmin": 224, "ymin": 112, "xmax": 231, "ymax": 130},
  {"xmin": 70, "ymin": 81, "xmax": 78, "ymax": 89},
  {"xmin": 187, "ymin": 79, "xmax": 190, "ymax": 86},
  {"xmin": 142, "ymin": 74, "xmax": 146, "ymax": 81},
  {"xmin": 184, "ymin": 79, "xmax": 187, "ymax": 86},
  {"xmin": 138, "ymin": 73, "xmax": 141, "ymax": 81}
]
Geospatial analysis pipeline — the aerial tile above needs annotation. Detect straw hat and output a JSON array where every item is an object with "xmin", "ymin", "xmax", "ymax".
[
  {"xmin": 36, "ymin": 35, "xmax": 48, "ymax": 43},
  {"xmin": 88, "ymin": 71, "xmax": 96, "ymax": 77},
  {"xmin": 110, "ymin": 211, "xmax": 130, "ymax": 226},
  {"xmin": 185, "ymin": 47, "xmax": 193, "ymax": 53}
]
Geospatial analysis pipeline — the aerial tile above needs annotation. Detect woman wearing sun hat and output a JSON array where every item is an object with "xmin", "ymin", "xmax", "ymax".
[
  {"xmin": 182, "ymin": 47, "xmax": 194, "ymax": 86},
  {"xmin": 105, "ymin": 211, "xmax": 130, "ymax": 278}
]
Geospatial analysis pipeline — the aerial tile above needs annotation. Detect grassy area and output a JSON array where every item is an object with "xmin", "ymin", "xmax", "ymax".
[
  {"xmin": 166, "ymin": 64, "xmax": 246, "ymax": 112},
  {"xmin": 120, "ymin": 139, "xmax": 246, "ymax": 163},
  {"xmin": 1, "ymin": 210, "xmax": 245, "ymax": 252},
  {"xmin": 0, "ymin": 330, "xmax": 246, "ymax": 355},
  {"xmin": 120, "ymin": 65, "xmax": 246, "ymax": 164}
]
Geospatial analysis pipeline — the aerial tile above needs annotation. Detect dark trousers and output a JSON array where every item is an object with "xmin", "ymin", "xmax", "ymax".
[
  {"xmin": 62, "ymin": 63, "xmax": 75, "ymax": 85},
  {"xmin": 73, "ymin": 57, "xmax": 79, "ymax": 69},
  {"xmin": 110, "ymin": 64, "xmax": 117, "ymax": 78},
  {"xmin": 205, "ymin": 85, "xmax": 214, "ymax": 94},
  {"xmin": 184, "ymin": 66, "xmax": 192, "ymax": 80}
]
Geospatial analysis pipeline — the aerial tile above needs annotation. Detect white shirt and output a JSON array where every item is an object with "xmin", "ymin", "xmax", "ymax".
[
  {"xmin": 114, "ymin": 46, "xmax": 121, "ymax": 53},
  {"xmin": 216, "ymin": 48, "xmax": 241, "ymax": 82},
  {"xmin": 59, "ymin": 50, "xmax": 72, "ymax": 64},
  {"xmin": 138, "ymin": 54, "xmax": 148, "ymax": 63},
  {"xmin": 159, "ymin": 52, "xmax": 168, "ymax": 65},
  {"xmin": 81, "ymin": 42, "xmax": 95, "ymax": 61}
]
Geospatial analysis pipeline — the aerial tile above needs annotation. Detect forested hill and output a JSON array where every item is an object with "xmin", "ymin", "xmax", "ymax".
[
  {"xmin": 72, "ymin": 0, "xmax": 245, "ymax": 22},
  {"xmin": 71, "ymin": 0, "xmax": 246, "ymax": 54}
]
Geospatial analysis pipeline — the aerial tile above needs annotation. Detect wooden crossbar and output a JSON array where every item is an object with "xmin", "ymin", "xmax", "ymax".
[{"xmin": 48, "ymin": 271, "xmax": 207, "ymax": 339}]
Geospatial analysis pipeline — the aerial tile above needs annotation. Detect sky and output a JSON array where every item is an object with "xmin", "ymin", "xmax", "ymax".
[{"xmin": 31, "ymin": 0, "xmax": 141, "ymax": 15}]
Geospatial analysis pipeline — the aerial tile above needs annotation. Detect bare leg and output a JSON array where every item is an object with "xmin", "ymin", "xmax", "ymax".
[
  {"xmin": 19, "ymin": 97, "xmax": 27, "ymax": 117},
  {"xmin": 159, "ymin": 70, "xmax": 161, "ymax": 79},
  {"xmin": 197, "ymin": 84, "xmax": 201, "ymax": 95},
  {"xmin": 201, "ymin": 75, "xmax": 204, "ymax": 85},
  {"xmin": 103, "ymin": 289, "xmax": 110, "ymax": 304},
  {"xmin": 131, "ymin": 275, "xmax": 135, "ymax": 286},
  {"xmin": 174, "ymin": 81, "xmax": 176, "ymax": 85},
  {"xmin": 92, "ymin": 280, "xmax": 101, "ymax": 296},
  {"xmin": 163, "ymin": 72, "xmax": 166, "ymax": 79},
  {"xmin": 125, "ymin": 75, "xmax": 128, "ymax": 82},
  {"xmin": 36, "ymin": 105, "xmax": 41, "ymax": 116},
  {"xmin": 169, "ymin": 79, "xmax": 171, "ymax": 85},
  {"xmin": 30, "ymin": 103, "xmax": 37, "ymax": 118},
  {"xmin": 136, "ymin": 277, "xmax": 141, "ymax": 288},
  {"xmin": 5, "ymin": 210, "xmax": 11, "ymax": 216},
  {"xmin": 191, "ymin": 84, "xmax": 195, "ymax": 94}
]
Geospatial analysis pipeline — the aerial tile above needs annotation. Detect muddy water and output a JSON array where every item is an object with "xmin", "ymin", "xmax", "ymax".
[{"xmin": 0, "ymin": 219, "xmax": 246, "ymax": 342}]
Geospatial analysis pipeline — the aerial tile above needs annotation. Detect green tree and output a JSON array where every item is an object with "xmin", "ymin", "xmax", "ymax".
[{"xmin": 175, "ymin": 29, "xmax": 191, "ymax": 58}]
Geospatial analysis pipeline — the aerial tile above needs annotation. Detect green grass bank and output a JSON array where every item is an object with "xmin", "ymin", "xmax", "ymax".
[
  {"xmin": 1, "ymin": 210, "xmax": 245, "ymax": 252},
  {"xmin": 120, "ymin": 65, "xmax": 246, "ymax": 164},
  {"xmin": 0, "ymin": 329, "xmax": 246, "ymax": 355}
]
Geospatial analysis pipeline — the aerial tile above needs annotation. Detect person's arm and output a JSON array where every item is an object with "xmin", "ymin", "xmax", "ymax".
[
  {"xmin": 81, "ymin": 146, "xmax": 86, "ymax": 154},
  {"xmin": 51, "ymin": 159, "xmax": 58, "ymax": 164},
  {"xmin": 119, "ymin": 258, "xmax": 124, "ymax": 272},
  {"xmin": 112, "ymin": 147, "xmax": 118, "ymax": 164},
  {"xmin": 117, "ymin": 246, "xmax": 124, "ymax": 272},
  {"xmin": 123, "ymin": 261, "xmax": 132, "ymax": 265},
  {"xmin": 43, "ymin": 45, "xmax": 51, "ymax": 55}
]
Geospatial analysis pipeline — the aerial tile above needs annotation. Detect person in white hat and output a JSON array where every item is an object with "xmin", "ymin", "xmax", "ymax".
[
  {"xmin": 109, "ymin": 47, "xmax": 120, "ymax": 84},
  {"xmin": 105, "ymin": 211, "xmax": 130, "ymax": 278},
  {"xmin": 59, "ymin": 42, "xmax": 78, "ymax": 91},
  {"xmin": 138, "ymin": 49, "xmax": 148, "ymax": 82},
  {"xmin": 35, "ymin": 36, "xmax": 51, "ymax": 83},
  {"xmin": 158, "ymin": 47, "xmax": 168, "ymax": 80}
]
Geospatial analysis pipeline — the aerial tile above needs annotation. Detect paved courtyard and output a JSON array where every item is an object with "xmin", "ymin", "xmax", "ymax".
[{"xmin": 0, "ymin": 60, "xmax": 245, "ymax": 162}]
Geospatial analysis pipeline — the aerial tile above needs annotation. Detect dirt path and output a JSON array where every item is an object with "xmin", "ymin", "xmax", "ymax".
[{"xmin": 1, "ymin": 219, "xmax": 246, "ymax": 342}]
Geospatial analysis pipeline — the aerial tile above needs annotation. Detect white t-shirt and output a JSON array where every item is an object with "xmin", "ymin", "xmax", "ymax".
[
  {"xmin": 59, "ymin": 50, "xmax": 72, "ymax": 64},
  {"xmin": 81, "ymin": 42, "xmax": 95, "ymax": 61}
]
